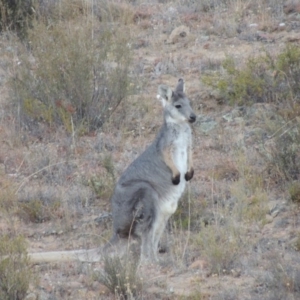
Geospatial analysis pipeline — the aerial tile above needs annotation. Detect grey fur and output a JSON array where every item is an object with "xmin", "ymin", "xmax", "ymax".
[
  {"xmin": 12, "ymin": 79, "xmax": 196, "ymax": 265},
  {"xmin": 106, "ymin": 79, "xmax": 196, "ymax": 261}
]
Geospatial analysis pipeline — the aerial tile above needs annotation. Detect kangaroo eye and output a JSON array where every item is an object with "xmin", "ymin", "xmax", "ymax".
[{"xmin": 175, "ymin": 104, "xmax": 181, "ymax": 109}]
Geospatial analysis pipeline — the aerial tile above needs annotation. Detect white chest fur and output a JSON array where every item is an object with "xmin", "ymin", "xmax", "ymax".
[
  {"xmin": 160, "ymin": 124, "xmax": 191, "ymax": 216},
  {"xmin": 173, "ymin": 128, "xmax": 190, "ymax": 174}
]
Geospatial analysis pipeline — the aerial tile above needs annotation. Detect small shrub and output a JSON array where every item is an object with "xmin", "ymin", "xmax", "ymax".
[
  {"xmin": 97, "ymin": 1, "xmax": 135, "ymax": 25},
  {"xmin": 202, "ymin": 54, "xmax": 275, "ymax": 105},
  {"xmin": 38, "ymin": 0, "xmax": 90, "ymax": 23},
  {"xmin": 203, "ymin": 46, "xmax": 300, "ymax": 183},
  {"xmin": 289, "ymin": 183, "xmax": 300, "ymax": 204},
  {"xmin": 228, "ymin": 153, "xmax": 268, "ymax": 224},
  {"xmin": 212, "ymin": 163, "xmax": 239, "ymax": 181},
  {"xmin": 230, "ymin": 182, "xmax": 269, "ymax": 225},
  {"xmin": 196, "ymin": 224, "xmax": 243, "ymax": 275},
  {"xmin": 258, "ymin": 253, "xmax": 300, "ymax": 299},
  {"xmin": 294, "ymin": 233, "xmax": 300, "ymax": 251},
  {"xmin": 87, "ymin": 153, "xmax": 115, "ymax": 200},
  {"xmin": 202, "ymin": 45, "xmax": 300, "ymax": 106},
  {"xmin": 0, "ymin": 0, "xmax": 36, "ymax": 39},
  {"xmin": 17, "ymin": 198, "xmax": 61, "ymax": 223},
  {"xmin": 276, "ymin": 45, "xmax": 300, "ymax": 102},
  {"xmin": 0, "ymin": 235, "xmax": 33, "ymax": 300},
  {"xmin": 179, "ymin": 289, "xmax": 204, "ymax": 300},
  {"xmin": 170, "ymin": 191, "xmax": 200, "ymax": 231},
  {"xmin": 37, "ymin": 0, "xmax": 136, "ymax": 25},
  {"xmin": 273, "ymin": 129, "xmax": 300, "ymax": 181},
  {"xmin": 88, "ymin": 174, "xmax": 115, "ymax": 200},
  {"xmin": 103, "ymin": 153, "xmax": 115, "ymax": 182},
  {"xmin": 98, "ymin": 255, "xmax": 142, "ymax": 299},
  {"xmin": 0, "ymin": 180, "xmax": 17, "ymax": 214},
  {"xmin": 261, "ymin": 118, "xmax": 300, "ymax": 182},
  {"xmin": 12, "ymin": 15, "xmax": 132, "ymax": 134}
]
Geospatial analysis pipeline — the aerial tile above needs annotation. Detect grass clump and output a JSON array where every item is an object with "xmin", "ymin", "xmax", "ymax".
[
  {"xmin": 294, "ymin": 233, "xmax": 300, "ymax": 251},
  {"xmin": 196, "ymin": 224, "xmax": 244, "ymax": 275},
  {"xmin": 0, "ymin": 235, "xmax": 33, "ymax": 300},
  {"xmin": 88, "ymin": 173, "xmax": 115, "ymax": 200},
  {"xmin": 266, "ymin": 125, "xmax": 300, "ymax": 182},
  {"xmin": 171, "ymin": 191, "xmax": 200, "ymax": 231},
  {"xmin": 87, "ymin": 153, "xmax": 116, "ymax": 200},
  {"xmin": 228, "ymin": 153, "xmax": 269, "ymax": 224},
  {"xmin": 276, "ymin": 45, "xmax": 300, "ymax": 101},
  {"xmin": 202, "ymin": 54, "xmax": 275, "ymax": 105},
  {"xmin": 17, "ymin": 198, "xmax": 61, "ymax": 223},
  {"xmin": 230, "ymin": 181, "xmax": 269, "ymax": 225},
  {"xmin": 259, "ymin": 254, "xmax": 300, "ymax": 300},
  {"xmin": 289, "ymin": 183, "xmax": 300, "ymax": 204},
  {"xmin": 0, "ymin": 0, "xmax": 36, "ymax": 39},
  {"xmin": 260, "ymin": 107, "xmax": 300, "ymax": 182},
  {"xmin": 0, "ymin": 179, "xmax": 17, "ymax": 215},
  {"xmin": 202, "ymin": 45, "xmax": 300, "ymax": 106},
  {"xmin": 98, "ymin": 255, "xmax": 142, "ymax": 299},
  {"xmin": 203, "ymin": 45, "xmax": 300, "ymax": 183},
  {"xmin": 12, "ymin": 15, "xmax": 132, "ymax": 134}
]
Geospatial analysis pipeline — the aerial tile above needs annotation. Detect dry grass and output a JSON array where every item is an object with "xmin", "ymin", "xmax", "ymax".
[
  {"xmin": 97, "ymin": 254, "xmax": 143, "ymax": 299},
  {"xmin": 0, "ymin": 235, "xmax": 33, "ymax": 300},
  {"xmin": 0, "ymin": 0, "xmax": 299, "ymax": 299},
  {"xmin": 13, "ymin": 20, "xmax": 132, "ymax": 134}
]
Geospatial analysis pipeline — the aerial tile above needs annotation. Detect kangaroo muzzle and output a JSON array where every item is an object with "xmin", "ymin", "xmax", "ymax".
[{"xmin": 188, "ymin": 113, "xmax": 196, "ymax": 123}]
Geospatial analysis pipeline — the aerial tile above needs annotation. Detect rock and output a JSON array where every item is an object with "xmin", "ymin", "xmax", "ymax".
[
  {"xmin": 231, "ymin": 268, "xmax": 242, "ymax": 277},
  {"xmin": 199, "ymin": 120, "xmax": 218, "ymax": 133},
  {"xmin": 223, "ymin": 107, "xmax": 246, "ymax": 122},
  {"xmin": 196, "ymin": 115, "xmax": 218, "ymax": 133},
  {"xmin": 38, "ymin": 290, "xmax": 51, "ymax": 300},
  {"xmin": 265, "ymin": 214, "xmax": 274, "ymax": 223},
  {"xmin": 189, "ymin": 259, "xmax": 208, "ymax": 270},
  {"xmin": 284, "ymin": 33, "xmax": 300, "ymax": 43},
  {"xmin": 98, "ymin": 283, "xmax": 112, "ymax": 295},
  {"xmin": 210, "ymin": 90, "xmax": 224, "ymax": 103},
  {"xmin": 166, "ymin": 25, "xmax": 190, "ymax": 44},
  {"xmin": 283, "ymin": 0, "xmax": 300, "ymax": 15},
  {"xmin": 25, "ymin": 293, "xmax": 37, "ymax": 300}
]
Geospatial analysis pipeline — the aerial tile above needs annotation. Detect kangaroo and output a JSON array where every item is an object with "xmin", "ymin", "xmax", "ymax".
[
  {"xmin": 17, "ymin": 79, "xmax": 195, "ymax": 264},
  {"xmin": 106, "ymin": 78, "xmax": 196, "ymax": 261}
]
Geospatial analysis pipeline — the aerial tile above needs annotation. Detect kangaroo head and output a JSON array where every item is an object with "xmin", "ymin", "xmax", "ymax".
[{"xmin": 157, "ymin": 79, "xmax": 196, "ymax": 124}]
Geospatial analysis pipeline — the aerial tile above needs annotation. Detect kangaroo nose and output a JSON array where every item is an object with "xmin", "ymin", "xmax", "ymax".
[{"xmin": 189, "ymin": 114, "xmax": 196, "ymax": 123}]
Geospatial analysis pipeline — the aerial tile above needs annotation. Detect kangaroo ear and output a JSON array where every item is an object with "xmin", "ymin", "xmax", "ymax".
[
  {"xmin": 175, "ymin": 78, "xmax": 185, "ymax": 93},
  {"xmin": 157, "ymin": 85, "xmax": 173, "ymax": 106}
]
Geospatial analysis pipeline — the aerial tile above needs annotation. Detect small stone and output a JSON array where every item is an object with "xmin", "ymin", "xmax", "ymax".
[
  {"xmin": 99, "ymin": 283, "xmax": 110, "ymax": 295},
  {"xmin": 199, "ymin": 121, "xmax": 218, "ymax": 133},
  {"xmin": 25, "ymin": 293, "xmax": 37, "ymax": 300},
  {"xmin": 231, "ymin": 269, "xmax": 242, "ymax": 277},
  {"xmin": 166, "ymin": 25, "xmax": 190, "ymax": 44},
  {"xmin": 189, "ymin": 259, "xmax": 208, "ymax": 270},
  {"xmin": 265, "ymin": 214, "xmax": 274, "ymax": 223}
]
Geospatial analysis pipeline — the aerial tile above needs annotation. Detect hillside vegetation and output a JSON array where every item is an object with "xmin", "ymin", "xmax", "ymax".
[{"xmin": 0, "ymin": 0, "xmax": 299, "ymax": 299}]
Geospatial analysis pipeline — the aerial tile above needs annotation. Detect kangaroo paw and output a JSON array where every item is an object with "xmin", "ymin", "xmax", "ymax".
[
  {"xmin": 185, "ymin": 168, "xmax": 194, "ymax": 181},
  {"xmin": 172, "ymin": 173, "xmax": 180, "ymax": 185}
]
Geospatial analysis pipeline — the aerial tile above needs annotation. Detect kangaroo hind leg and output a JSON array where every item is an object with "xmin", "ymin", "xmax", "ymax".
[{"xmin": 132, "ymin": 185, "xmax": 159, "ymax": 262}]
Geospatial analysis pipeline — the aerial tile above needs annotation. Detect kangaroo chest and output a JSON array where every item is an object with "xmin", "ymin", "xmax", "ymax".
[
  {"xmin": 171, "ymin": 125, "xmax": 190, "ymax": 173},
  {"xmin": 160, "ymin": 124, "xmax": 191, "ymax": 216}
]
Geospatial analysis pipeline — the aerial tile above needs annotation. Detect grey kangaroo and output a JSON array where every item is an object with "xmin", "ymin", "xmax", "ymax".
[
  {"xmin": 19, "ymin": 79, "xmax": 196, "ymax": 264},
  {"xmin": 107, "ymin": 78, "xmax": 196, "ymax": 261}
]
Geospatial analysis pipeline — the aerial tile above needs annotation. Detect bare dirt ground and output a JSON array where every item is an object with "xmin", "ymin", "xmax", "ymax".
[{"xmin": 0, "ymin": 1, "xmax": 300, "ymax": 299}]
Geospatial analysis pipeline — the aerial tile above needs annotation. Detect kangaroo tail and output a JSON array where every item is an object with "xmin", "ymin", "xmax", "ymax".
[{"xmin": 28, "ymin": 247, "xmax": 102, "ymax": 264}]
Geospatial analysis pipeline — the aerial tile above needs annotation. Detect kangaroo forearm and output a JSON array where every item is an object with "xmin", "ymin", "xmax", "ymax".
[{"xmin": 162, "ymin": 146, "xmax": 180, "ymax": 185}]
